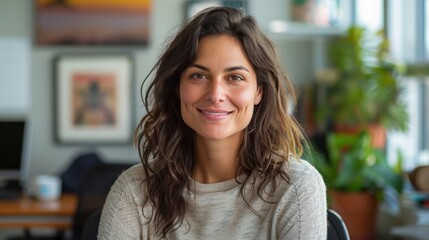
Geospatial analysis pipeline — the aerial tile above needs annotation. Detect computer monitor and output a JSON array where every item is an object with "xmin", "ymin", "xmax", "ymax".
[{"xmin": 0, "ymin": 119, "xmax": 31, "ymax": 186}]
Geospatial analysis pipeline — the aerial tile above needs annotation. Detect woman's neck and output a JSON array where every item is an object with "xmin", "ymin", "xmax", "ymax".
[{"xmin": 193, "ymin": 134, "xmax": 242, "ymax": 184}]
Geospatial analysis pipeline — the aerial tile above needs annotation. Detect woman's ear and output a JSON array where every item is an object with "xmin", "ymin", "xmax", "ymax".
[{"xmin": 254, "ymin": 85, "xmax": 263, "ymax": 105}]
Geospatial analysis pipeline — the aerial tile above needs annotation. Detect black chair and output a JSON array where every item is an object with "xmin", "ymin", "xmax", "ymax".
[
  {"xmin": 327, "ymin": 209, "xmax": 350, "ymax": 240},
  {"xmin": 72, "ymin": 163, "xmax": 133, "ymax": 240},
  {"xmin": 81, "ymin": 210, "xmax": 102, "ymax": 240}
]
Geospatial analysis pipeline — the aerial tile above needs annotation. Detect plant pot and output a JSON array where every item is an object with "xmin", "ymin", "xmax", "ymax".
[
  {"xmin": 291, "ymin": 0, "xmax": 314, "ymax": 23},
  {"xmin": 368, "ymin": 124, "xmax": 386, "ymax": 149},
  {"xmin": 334, "ymin": 124, "xmax": 386, "ymax": 149},
  {"xmin": 290, "ymin": 0, "xmax": 332, "ymax": 26},
  {"xmin": 409, "ymin": 165, "xmax": 429, "ymax": 192},
  {"xmin": 329, "ymin": 190, "xmax": 378, "ymax": 240}
]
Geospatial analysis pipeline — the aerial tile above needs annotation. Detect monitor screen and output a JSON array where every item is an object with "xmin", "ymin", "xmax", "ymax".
[{"xmin": 0, "ymin": 120, "xmax": 30, "ymax": 183}]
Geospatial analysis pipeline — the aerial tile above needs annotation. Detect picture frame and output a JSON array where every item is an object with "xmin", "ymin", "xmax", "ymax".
[
  {"xmin": 53, "ymin": 54, "xmax": 133, "ymax": 144},
  {"xmin": 35, "ymin": 0, "xmax": 151, "ymax": 46}
]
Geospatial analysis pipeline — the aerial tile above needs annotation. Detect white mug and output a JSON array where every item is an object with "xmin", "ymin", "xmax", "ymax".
[{"xmin": 32, "ymin": 175, "xmax": 62, "ymax": 201}]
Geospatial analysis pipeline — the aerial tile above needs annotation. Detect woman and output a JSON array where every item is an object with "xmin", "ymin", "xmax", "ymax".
[{"xmin": 98, "ymin": 7, "xmax": 326, "ymax": 239}]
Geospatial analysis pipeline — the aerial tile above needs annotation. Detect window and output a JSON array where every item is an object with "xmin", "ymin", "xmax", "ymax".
[
  {"xmin": 354, "ymin": 0, "xmax": 429, "ymax": 170},
  {"xmin": 355, "ymin": 0, "xmax": 384, "ymax": 31},
  {"xmin": 386, "ymin": 0, "xmax": 429, "ymax": 170}
]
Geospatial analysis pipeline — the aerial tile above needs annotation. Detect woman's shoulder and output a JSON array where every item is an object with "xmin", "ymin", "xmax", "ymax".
[
  {"xmin": 271, "ymin": 157, "xmax": 326, "ymax": 210},
  {"xmin": 119, "ymin": 162, "xmax": 144, "ymax": 176},
  {"xmin": 282, "ymin": 157, "xmax": 324, "ymax": 187},
  {"xmin": 115, "ymin": 162, "xmax": 146, "ymax": 185},
  {"xmin": 106, "ymin": 163, "xmax": 147, "ymax": 206}
]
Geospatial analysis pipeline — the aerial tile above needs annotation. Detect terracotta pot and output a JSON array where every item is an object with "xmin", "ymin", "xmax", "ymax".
[
  {"xmin": 368, "ymin": 124, "xmax": 386, "ymax": 149},
  {"xmin": 291, "ymin": 0, "xmax": 314, "ymax": 23},
  {"xmin": 329, "ymin": 190, "xmax": 378, "ymax": 240},
  {"xmin": 409, "ymin": 165, "xmax": 429, "ymax": 192}
]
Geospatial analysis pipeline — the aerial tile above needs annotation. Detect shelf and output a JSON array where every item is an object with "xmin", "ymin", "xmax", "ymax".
[{"xmin": 266, "ymin": 20, "xmax": 346, "ymax": 40}]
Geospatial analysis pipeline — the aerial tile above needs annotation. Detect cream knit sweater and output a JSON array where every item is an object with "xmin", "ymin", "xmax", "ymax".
[{"xmin": 98, "ymin": 159, "xmax": 327, "ymax": 239}]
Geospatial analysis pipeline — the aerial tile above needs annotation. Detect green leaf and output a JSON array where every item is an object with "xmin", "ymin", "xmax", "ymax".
[{"xmin": 315, "ymin": 131, "xmax": 403, "ymax": 195}]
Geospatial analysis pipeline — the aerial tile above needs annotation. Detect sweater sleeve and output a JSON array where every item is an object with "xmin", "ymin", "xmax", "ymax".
[
  {"xmin": 97, "ymin": 167, "xmax": 143, "ymax": 239},
  {"xmin": 275, "ymin": 163, "xmax": 327, "ymax": 240}
]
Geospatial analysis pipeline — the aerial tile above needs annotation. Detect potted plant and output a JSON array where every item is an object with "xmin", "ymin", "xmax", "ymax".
[
  {"xmin": 308, "ymin": 131, "xmax": 403, "ymax": 240},
  {"xmin": 316, "ymin": 25, "xmax": 409, "ymax": 148}
]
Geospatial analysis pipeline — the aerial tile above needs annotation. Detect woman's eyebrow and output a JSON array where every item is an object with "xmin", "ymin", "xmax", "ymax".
[
  {"xmin": 224, "ymin": 66, "xmax": 249, "ymax": 73},
  {"xmin": 189, "ymin": 63, "xmax": 209, "ymax": 71},
  {"xmin": 190, "ymin": 63, "xmax": 249, "ymax": 73}
]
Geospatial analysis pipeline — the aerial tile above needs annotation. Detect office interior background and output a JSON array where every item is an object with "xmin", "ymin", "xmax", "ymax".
[{"xmin": 0, "ymin": 0, "xmax": 428, "ymax": 239}]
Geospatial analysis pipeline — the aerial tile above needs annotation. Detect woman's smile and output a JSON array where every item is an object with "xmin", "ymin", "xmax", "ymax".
[{"xmin": 197, "ymin": 108, "xmax": 233, "ymax": 120}]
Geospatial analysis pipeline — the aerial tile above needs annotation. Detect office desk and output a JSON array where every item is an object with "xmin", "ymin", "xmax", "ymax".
[{"xmin": 0, "ymin": 194, "xmax": 77, "ymax": 229}]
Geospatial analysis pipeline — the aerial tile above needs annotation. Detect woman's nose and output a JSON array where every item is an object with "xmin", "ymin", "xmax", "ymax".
[{"xmin": 206, "ymin": 80, "xmax": 225, "ymax": 104}]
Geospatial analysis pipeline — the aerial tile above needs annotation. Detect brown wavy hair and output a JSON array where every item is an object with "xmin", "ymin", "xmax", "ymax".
[{"xmin": 135, "ymin": 7, "xmax": 304, "ymax": 238}]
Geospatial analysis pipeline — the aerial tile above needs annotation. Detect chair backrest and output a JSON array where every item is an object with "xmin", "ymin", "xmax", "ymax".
[
  {"xmin": 82, "ymin": 210, "xmax": 102, "ymax": 240},
  {"xmin": 327, "ymin": 209, "xmax": 350, "ymax": 240},
  {"xmin": 61, "ymin": 152, "xmax": 103, "ymax": 193},
  {"xmin": 72, "ymin": 163, "xmax": 133, "ymax": 240}
]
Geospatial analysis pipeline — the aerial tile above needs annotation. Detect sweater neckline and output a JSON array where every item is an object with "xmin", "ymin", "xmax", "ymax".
[{"xmin": 188, "ymin": 174, "xmax": 248, "ymax": 194}]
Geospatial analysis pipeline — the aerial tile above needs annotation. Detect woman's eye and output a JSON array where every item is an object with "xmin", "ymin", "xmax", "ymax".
[
  {"xmin": 190, "ymin": 73, "xmax": 207, "ymax": 80},
  {"xmin": 228, "ymin": 75, "xmax": 244, "ymax": 81}
]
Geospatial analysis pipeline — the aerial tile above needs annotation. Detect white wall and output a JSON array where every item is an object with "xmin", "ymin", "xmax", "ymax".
[{"xmin": 0, "ymin": 0, "xmax": 315, "ymax": 182}]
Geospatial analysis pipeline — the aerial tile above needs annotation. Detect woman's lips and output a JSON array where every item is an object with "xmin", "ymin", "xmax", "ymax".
[{"xmin": 198, "ymin": 109, "xmax": 232, "ymax": 120}]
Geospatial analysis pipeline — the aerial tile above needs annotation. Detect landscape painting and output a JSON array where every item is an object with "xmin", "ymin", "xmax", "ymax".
[{"xmin": 36, "ymin": 0, "xmax": 151, "ymax": 46}]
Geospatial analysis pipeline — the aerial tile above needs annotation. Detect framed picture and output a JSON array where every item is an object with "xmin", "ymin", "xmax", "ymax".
[
  {"xmin": 35, "ymin": 0, "xmax": 151, "ymax": 46},
  {"xmin": 54, "ymin": 54, "xmax": 133, "ymax": 144}
]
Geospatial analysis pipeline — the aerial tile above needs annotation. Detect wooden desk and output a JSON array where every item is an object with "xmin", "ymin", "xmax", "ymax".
[{"xmin": 0, "ymin": 194, "xmax": 77, "ymax": 229}]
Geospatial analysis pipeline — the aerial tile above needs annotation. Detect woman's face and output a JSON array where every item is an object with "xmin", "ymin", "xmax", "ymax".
[{"xmin": 179, "ymin": 34, "xmax": 262, "ymax": 142}]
